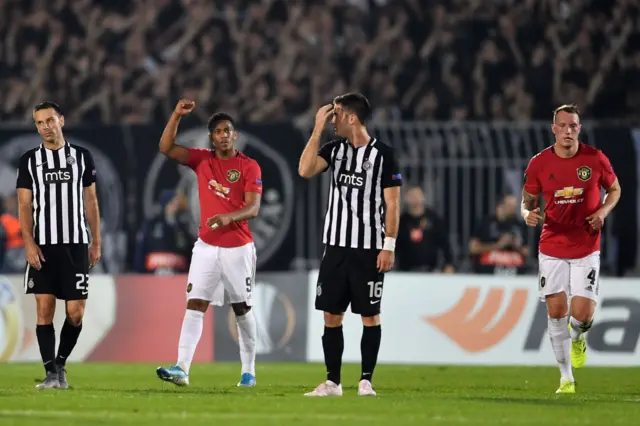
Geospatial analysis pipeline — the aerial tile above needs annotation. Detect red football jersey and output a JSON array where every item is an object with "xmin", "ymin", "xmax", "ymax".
[
  {"xmin": 524, "ymin": 143, "xmax": 617, "ymax": 259},
  {"xmin": 187, "ymin": 148, "xmax": 262, "ymax": 248}
]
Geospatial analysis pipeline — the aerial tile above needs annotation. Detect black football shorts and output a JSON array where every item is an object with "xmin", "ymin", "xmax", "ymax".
[
  {"xmin": 25, "ymin": 244, "xmax": 90, "ymax": 300},
  {"xmin": 315, "ymin": 245, "xmax": 384, "ymax": 317}
]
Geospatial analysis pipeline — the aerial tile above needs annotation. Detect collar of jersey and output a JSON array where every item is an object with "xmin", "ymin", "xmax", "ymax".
[{"xmin": 346, "ymin": 137, "xmax": 376, "ymax": 148}]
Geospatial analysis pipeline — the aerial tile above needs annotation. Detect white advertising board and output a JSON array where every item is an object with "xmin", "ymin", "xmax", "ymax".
[
  {"xmin": 0, "ymin": 274, "xmax": 116, "ymax": 362},
  {"xmin": 306, "ymin": 272, "xmax": 640, "ymax": 366}
]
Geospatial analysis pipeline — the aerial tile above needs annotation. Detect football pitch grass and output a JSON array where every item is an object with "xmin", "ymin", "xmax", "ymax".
[{"xmin": 1, "ymin": 363, "xmax": 639, "ymax": 426}]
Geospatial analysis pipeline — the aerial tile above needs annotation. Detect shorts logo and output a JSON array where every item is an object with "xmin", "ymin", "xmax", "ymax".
[
  {"xmin": 540, "ymin": 277, "xmax": 546, "ymax": 288},
  {"xmin": 316, "ymin": 284, "xmax": 322, "ymax": 297},
  {"xmin": 423, "ymin": 287, "xmax": 528, "ymax": 352},
  {"xmin": 28, "ymin": 278, "xmax": 34, "ymax": 289},
  {"xmin": 577, "ymin": 166, "xmax": 591, "ymax": 182},
  {"xmin": 186, "ymin": 283, "xmax": 192, "ymax": 293},
  {"xmin": 66, "ymin": 156, "xmax": 76, "ymax": 165},
  {"xmin": 227, "ymin": 169, "xmax": 240, "ymax": 183}
]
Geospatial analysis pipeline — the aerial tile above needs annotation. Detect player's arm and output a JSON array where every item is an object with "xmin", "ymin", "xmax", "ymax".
[
  {"xmin": 207, "ymin": 192, "xmax": 261, "ymax": 230},
  {"xmin": 599, "ymin": 178, "xmax": 621, "ymax": 217},
  {"xmin": 16, "ymin": 155, "xmax": 46, "ymax": 269},
  {"xmin": 84, "ymin": 184, "xmax": 101, "ymax": 248},
  {"xmin": 16, "ymin": 156, "xmax": 34, "ymax": 246},
  {"xmin": 377, "ymin": 186, "xmax": 400, "ymax": 272},
  {"xmin": 159, "ymin": 99, "xmax": 196, "ymax": 165},
  {"xmin": 587, "ymin": 178, "xmax": 621, "ymax": 231},
  {"xmin": 17, "ymin": 186, "xmax": 46, "ymax": 269},
  {"xmin": 585, "ymin": 150, "xmax": 620, "ymax": 231},
  {"xmin": 384, "ymin": 187, "xmax": 400, "ymax": 240},
  {"xmin": 596, "ymin": 152, "xmax": 621, "ymax": 218},
  {"xmin": 521, "ymin": 158, "xmax": 544, "ymax": 227},
  {"xmin": 82, "ymin": 151, "xmax": 102, "ymax": 268},
  {"xmin": 230, "ymin": 192, "xmax": 262, "ymax": 222},
  {"xmin": 298, "ymin": 105, "xmax": 333, "ymax": 178},
  {"xmin": 378, "ymin": 149, "xmax": 403, "ymax": 272},
  {"xmin": 17, "ymin": 188, "xmax": 35, "ymax": 247},
  {"xmin": 521, "ymin": 189, "xmax": 543, "ymax": 226}
]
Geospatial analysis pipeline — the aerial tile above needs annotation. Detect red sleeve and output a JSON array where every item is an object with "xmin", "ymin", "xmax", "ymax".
[
  {"xmin": 244, "ymin": 160, "xmax": 263, "ymax": 194},
  {"xmin": 598, "ymin": 150, "xmax": 617, "ymax": 189},
  {"xmin": 523, "ymin": 156, "xmax": 541, "ymax": 195},
  {"xmin": 186, "ymin": 148, "xmax": 211, "ymax": 170}
]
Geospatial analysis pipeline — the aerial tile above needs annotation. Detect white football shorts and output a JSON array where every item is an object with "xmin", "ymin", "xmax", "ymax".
[
  {"xmin": 537, "ymin": 250, "xmax": 600, "ymax": 303},
  {"xmin": 186, "ymin": 238, "xmax": 256, "ymax": 306}
]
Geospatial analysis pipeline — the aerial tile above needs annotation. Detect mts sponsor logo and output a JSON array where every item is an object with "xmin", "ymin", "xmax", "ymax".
[
  {"xmin": 338, "ymin": 172, "xmax": 365, "ymax": 188},
  {"xmin": 43, "ymin": 168, "xmax": 72, "ymax": 184},
  {"xmin": 425, "ymin": 287, "xmax": 640, "ymax": 353}
]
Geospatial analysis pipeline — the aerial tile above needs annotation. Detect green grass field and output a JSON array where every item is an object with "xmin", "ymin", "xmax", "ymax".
[{"xmin": 1, "ymin": 363, "xmax": 639, "ymax": 425}]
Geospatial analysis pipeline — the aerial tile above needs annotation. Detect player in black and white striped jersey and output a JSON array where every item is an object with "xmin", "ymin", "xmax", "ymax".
[
  {"xmin": 16, "ymin": 101, "xmax": 102, "ymax": 390},
  {"xmin": 298, "ymin": 93, "xmax": 402, "ymax": 397}
]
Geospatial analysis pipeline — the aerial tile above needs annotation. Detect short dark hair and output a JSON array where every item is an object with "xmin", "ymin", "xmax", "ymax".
[
  {"xmin": 207, "ymin": 112, "xmax": 235, "ymax": 133},
  {"xmin": 553, "ymin": 104, "xmax": 580, "ymax": 122},
  {"xmin": 333, "ymin": 93, "xmax": 371, "ymax": 124},
  {"xmin": 33, "ymin": 101, "xmax": 63, "ymax": 116}
]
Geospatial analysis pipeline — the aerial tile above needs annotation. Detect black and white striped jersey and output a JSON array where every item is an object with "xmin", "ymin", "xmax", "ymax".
[
  {"xmin": 318, "ymin": 137, "xmax": 403, "ymax": 250},
  {"xmin": 16, "ymin": 143, "xmax": 96, "ymax": 245}
]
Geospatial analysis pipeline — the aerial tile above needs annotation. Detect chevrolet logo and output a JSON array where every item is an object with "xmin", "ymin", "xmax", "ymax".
[{"xmin": 554, "ymin": 187, "xmax": 583, "ymax": 198}]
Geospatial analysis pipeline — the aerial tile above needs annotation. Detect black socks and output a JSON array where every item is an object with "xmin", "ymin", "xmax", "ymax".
[
  {"xmin": 361, "ymin": 325, "xmax": 381, "ymax": 382},
  {"xmin": 35, "ymin": 324, "xmax": 56, "ymax": 374},
  {"xmin": 56, "ymin": 319, "xmax": 83, "ymax": 366},
  {"xmin": 322, "ymin": 325, "xmax": 344, "ymax": 385}
]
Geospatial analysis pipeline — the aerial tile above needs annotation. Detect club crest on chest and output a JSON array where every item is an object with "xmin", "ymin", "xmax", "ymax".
[
  {"xmin": 577, "ymin": 166, "xmax": 591, "ymax": 182},
  {"xmin": 227, "ymin": 169, "xmax": 240, "ymax": 183}
]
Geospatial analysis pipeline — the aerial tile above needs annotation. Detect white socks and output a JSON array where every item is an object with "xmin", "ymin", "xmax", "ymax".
[
  {"xmin": 548, "ymin": 316, "xmax": 574, "ymax": 383},
  {"xmin": 177, "ymin": 309, "xmax": 205, "ymax": 374},
  {"xmin": 236, "ymin": 310, "xmax": 257, "ymax": 376},
  {"xmin": 569, "ymin": 316, "xmax": 592, "ymax": 342}
]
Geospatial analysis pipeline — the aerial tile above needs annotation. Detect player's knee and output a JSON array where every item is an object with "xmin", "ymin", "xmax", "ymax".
[
  {"xmin": 66, "ymin": 304, "xmax": 85, "ymax": 326},
  {"xmin": 361, "ymin": 314, "xmax": 380, "ymax": 327},
  {"xmin": 232, "ymin": 302, "xmax": 250, "ymax": 316},
  {"xmin": 66, "ymin": 312, "xmax": 83, "ymax": 326},
  {"xmin": 570, "ymin": 298, "xmax": 595, "ymax": 323},
  {"xmin": 186, "ymin": 298, "xmax": 209, "ymax": 312},
  {"xmin": 36, "ymin": 309, "xmax": 55, "ymax": 324},
  {"xmin": 546, "ymin": 293, "xmax": 568, "ymax": 319},
  {"xmin": 35, "ymin": 296, "xmax": 56, "ymax": 324},
  {"xmin": 323, "ymin": 311, "xmax": 344, "ymax": 327}
]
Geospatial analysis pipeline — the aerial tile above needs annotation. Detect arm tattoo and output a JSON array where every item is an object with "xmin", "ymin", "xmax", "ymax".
[{"xmin": 521, "ymin": 190, "xmax": 537, "ymax": 210}]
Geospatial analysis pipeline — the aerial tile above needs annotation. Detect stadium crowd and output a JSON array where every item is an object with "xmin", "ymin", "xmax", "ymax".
[{"xmin": 1, "ymin": 0, "xmax": 638, "ymax": 125}]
